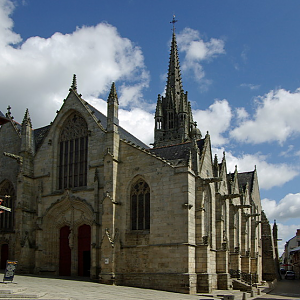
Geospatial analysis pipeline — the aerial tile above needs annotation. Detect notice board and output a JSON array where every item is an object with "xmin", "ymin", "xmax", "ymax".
[{"xmin": 3, "ymin": 260, "xmax": 17, "ymax": 282}]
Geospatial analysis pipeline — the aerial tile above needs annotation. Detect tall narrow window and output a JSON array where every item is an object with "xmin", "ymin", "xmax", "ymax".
[
  {"xmin": 131, "ymin": 179, "xmax": 150, "ymax": 231},
  {"xmin": 168, "ymin": 112, "xmax": 174, "ymax": 129},
  {"xmin": 58, "ymin": 113, "xmax": 88, "ymax": 189},
  {"xmin": 0, "ymin": 180, "xmax": 15, "ymax": 231},
  {"xmin": 156, "ymin": 118, "xmax": 162, "ymax": 130}
]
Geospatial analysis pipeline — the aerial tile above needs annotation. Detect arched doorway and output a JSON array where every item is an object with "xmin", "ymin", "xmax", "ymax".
[
  {"xmin": 59, "ymin": 226, "xmax": 71, "ymax": 276},
  {"xmin": 0, "ymin": 244, "xmax": 8, "ymax": 269},
  {"xmin": 78, "ymin": 224, "xmax": 91, "ymax": 277}
]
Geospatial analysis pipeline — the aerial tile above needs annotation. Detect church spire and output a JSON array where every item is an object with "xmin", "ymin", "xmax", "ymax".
[
  {"xmin": 153, "ymin": 18, "xmax": 201, "ymax": 148},
  {"xmin": 165, "ymin": 27, "xmax": 184, "ymax": 112}
]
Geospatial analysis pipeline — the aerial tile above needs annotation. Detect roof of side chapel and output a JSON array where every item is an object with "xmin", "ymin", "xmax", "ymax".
[
  {"xmin": 237, "ymin": 171, "xmax": 255, "ymax": 193},
  {"xmin": 150, "ymin": 139, "xmax": 205, "ymax": 164}
]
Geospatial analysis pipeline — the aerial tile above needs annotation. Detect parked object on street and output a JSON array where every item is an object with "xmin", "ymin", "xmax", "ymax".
[{"xmin": 285, "ymin": 270, "xmax": 295, "ymax": 280}]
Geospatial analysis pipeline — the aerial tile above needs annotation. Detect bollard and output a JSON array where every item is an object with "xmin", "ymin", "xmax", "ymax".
[
  {"xmin": 250, "ymin": 290, "xmax": 254, "ymax": 297},
  {"xmin": 257, "ymin": 289, "xmax": 261, "ymax": 295},
  {"xmin": 222, "ymin": 295, "xmax": 235, "ymax": 300},
  {"xmin": 242, "ymin": 292, "xmax": 247, "ymax": 300}
]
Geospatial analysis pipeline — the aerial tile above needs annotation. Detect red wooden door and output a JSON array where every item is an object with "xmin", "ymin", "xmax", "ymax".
[
  {"xmin": 0, "ymin": 244, "xmax": 8, "ymax": 269},
  {"xmin": 59, "ymin": 226, "xmax": 71, "ymax": 276},
  {"xmin": 78, "ymin": 224, "xmax": 91, "ymax": 276}
]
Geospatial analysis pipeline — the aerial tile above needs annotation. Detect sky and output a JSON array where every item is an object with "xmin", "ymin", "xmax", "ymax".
[{"xmin": 1, "ymin": 0, "xmax": 300, "ymax": 255}]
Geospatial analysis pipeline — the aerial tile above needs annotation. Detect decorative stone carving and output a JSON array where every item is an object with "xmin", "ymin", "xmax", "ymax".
[
  {"xmin": 59, "ymin": 113, "xmax": 88, "ymax": 142},
  {"xmin": 203, "ymin": 236, "xmax": 209, "ymax": 245}
]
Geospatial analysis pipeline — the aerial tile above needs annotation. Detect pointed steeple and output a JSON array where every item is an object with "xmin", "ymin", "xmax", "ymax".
[
  {"xmin": 165, "ymin": 31, "xmax": 184, "ymax": 111},
  {"xmin": 71, "ymin": 74, "xmax": 77, "ymax": 91},
  {"xmin": 22, "ymin": 109, "xmax": 32, "ymax": 129},
  {"xmin": 155, "ymin": 94, "xmax": 163, "ymax": 117},
  {"xmin": 213, "ymin": 154, "xmax": 219, "ymax": 178},
  {"xmin": 153, "ymin": 18, "xmax": 201, "ymax": 148},
  {"xmin": 20, "ymin": 108, "xmax": 35, "ymax": 174},
  {"xmin": 107, "ymin": 82, "xmax": 119, "ymax": 133},
  {"xmin": 108, "ymin": 82, "xmax": 119, "ymax": 105}
]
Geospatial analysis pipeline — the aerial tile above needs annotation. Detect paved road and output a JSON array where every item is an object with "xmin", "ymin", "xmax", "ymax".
[
  {"xmin": 4, "ymin": 273, "xmax": 297, "ymax": 300},
  {"xmin": 255, "ymin": 277, "xmax": 300, "ymax": 300},
  {"xmin": 0, "ymin": 274, "xmax": 218, "ymax": 300}
]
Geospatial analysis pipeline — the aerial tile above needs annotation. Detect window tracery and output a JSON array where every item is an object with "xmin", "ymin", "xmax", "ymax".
[
  {"xmin": 0, "ymin": 180, "xmax": 15, "ymax": 231},
  {"xmin": 131, "ymin": 179, "xmax": 150, "ymax": 231},
  {"xmin": 58, "ymin": 113, "xmax": 88, "ymax": 189}
]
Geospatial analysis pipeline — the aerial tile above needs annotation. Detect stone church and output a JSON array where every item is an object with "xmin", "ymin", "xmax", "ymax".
[{"xmin": 0, "ymin": 29, "xmax": 277, "ymax": 294}]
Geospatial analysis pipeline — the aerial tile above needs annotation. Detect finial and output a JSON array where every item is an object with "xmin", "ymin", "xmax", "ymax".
[
  {"xmin": 108, "ymin": 82, "xmax": 119, "ymax": 104},
  {"xmin": 71, "ymin": 74, "xmax": 77, "ymax": 91},
  {"xmin": 7, "ymin": 105, "xmax": 11, "ymax": 116},
  {"xmin": 214, "ymin": 154, "xmax": 218, "ymax": 166},
  {"xmin": 22, "ymin": 108, "xmax": 32, "ymax": 128},
  {"xmin": 170, "ymin": 15, "xmax": 178, "ymax": 33}
]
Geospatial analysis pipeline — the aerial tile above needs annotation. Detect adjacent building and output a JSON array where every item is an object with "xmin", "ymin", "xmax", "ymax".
[{"xmin": 282, "ymin": 229, "xmax": 300, "ymax": 278}]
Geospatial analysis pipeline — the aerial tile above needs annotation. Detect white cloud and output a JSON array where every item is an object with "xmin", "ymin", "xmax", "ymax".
[
  {"xmin": 231, "ymin": 88, "xmax": 300, "ymax": 144},
  {"xmin": 83, "ymin": 97, "xmax": 154, "ymax": 146},
  {"xmin": 0, "ymin": 0, "xmax": 149, "ymax": 128},
  {"xmin": 119, "ymin": 108, "xmax": 154, "ymax": 145},
  {"xmin": 176, "ymin": 28, "xmax": 225, "ymax": 83},
  {"xmin": 213, "ymin": 148, "xmax": 299, "ymax": 190},
  {"xmin": 279, "ymin": 145, "xmax": 294, "ymax": 158},
  {"xmin": 193, "ymin": 99, "xmax": 232, "ymax": 146},
  {"xmin": 236, "ymin": 107, "xmax": 249, "ymax": 120},
  {"xmin": 0, "ymin": 0, "xmax": 21, "ymax": 46},
  {"xmin": 262, "ymin": 194, "xmax": 300, "ymax": 222},
  {"xmin": 240, "ymin": 83, "xmax": 260, "ymax": 90}
]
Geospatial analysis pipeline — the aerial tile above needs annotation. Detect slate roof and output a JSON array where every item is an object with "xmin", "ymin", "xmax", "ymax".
[
  {"xmin": 34, "ymin": 125, "xmax": 51, "ymax": 150},
  {"xmin": 0, "ymin": 111, "xmax": 9, "ymax": 125},
  {"xmin": 149, "ymin": 139, "xmax": 205, "ymax": 165},
  {"xmin": 237, "ymin": 171, "xmax": 254, "ymax": 192}
]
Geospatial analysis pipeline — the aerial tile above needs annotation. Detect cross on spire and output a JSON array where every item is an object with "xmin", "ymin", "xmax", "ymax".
[{"xmin": 170, "ymin": 15, "xmax": 178, "ymax": 33}]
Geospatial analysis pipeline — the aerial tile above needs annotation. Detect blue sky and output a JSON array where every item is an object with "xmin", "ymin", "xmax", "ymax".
[{"xmin": 1, "ymin": 0, "xmax": 300, "ymax": 254}]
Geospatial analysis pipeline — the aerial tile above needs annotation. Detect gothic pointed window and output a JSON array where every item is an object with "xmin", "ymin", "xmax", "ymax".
[
  {"xmin": 0, "ymin": 180, "xmax": 15, "ymax": 231},
  {"xmin": 168, "ymin": 112, "xmax": 174, "ymax": 129},
  {"xmin": 58, "ymin": 112, "xmax": 88, "ymax": 189},
  {"xmin": 156, "ymin": 118, "xmax": 162, "ymax": 130},
  {"xmin": 131, "ymin": 179, "xmax": 150, "ymax": 231}
]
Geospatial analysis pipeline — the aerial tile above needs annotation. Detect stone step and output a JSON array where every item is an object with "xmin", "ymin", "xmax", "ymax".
[
  {"xmin": 0, "ymin": 294, "xmax": 41, "ymax": 298},
  {"xmin": 0, "ymin": 289, "xmax": 27, "ymax": 295}
]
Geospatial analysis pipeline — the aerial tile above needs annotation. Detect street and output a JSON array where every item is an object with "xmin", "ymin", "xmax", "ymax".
[{"xmin": 256, "ymin": 277, "xmax": 300, "ymax": 300}]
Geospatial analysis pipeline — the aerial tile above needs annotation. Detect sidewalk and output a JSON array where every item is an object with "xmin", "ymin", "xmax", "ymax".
[{"xmin": 0, "ymin": 274, "xmax": 269, "ymax": 300}]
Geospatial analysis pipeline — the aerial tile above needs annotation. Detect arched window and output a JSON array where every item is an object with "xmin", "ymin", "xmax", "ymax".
[
  {"xmin": 131, "ymin": 179, "xmax": 150, "ymax": 231},
  {"xmin": 0, "ymin": 180, "xmax": 15, "ymax": 231},
  {"xmin": 168, "ymin": 112, "xmax": 174, "ymax": 129},
  {"xmin": 156, "ymin": 118, "xmax": 162, "ymax": 130},
  {"xmin": 58, "ymin": 113, "xmax": 88, "ymax": 189}
]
